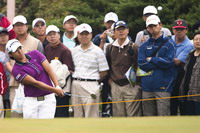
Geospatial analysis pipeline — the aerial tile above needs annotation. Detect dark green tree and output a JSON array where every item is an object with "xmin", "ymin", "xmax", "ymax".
[{"xmin": 1, "ymin": 0, "xmax": 200, "ymax": 39}]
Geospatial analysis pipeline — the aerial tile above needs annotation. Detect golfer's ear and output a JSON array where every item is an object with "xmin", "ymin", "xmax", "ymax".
[{"xmin": 8, "ymin": 53, "xmax": 14, "ymax": 60}]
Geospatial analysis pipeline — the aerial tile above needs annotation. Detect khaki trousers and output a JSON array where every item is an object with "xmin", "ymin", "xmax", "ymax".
[
  {"xmin": 111, "ymin": 82, "xmax": 142, "ymax": 117},
  {"xmin": 142, "ymin": 91, "xmax": 171, "ymax": 116},
  {"xmin": 71, "ymin": 80, "xmax": 100, "ymax": 118}
]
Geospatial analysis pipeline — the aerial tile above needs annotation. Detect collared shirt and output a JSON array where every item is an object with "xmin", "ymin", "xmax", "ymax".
[
  {"xmin": 112, "ymin": 37, "xmax": 130, "ymax": 48},
  {"xmin": 107, "ymin": 36, "xmax": 114, "ymax": 44},
  {"xmin": 12, "ymin": 50, "xmax": 52, "ymax": 97},
  {"xmin": 62, "ymin": 33, "xmax": 76, "ymax": 49},
  {"xmin": 172, "ymin": 35, "xmax": 194, "ymax": 63},
  {"xmin": 72, "ymin": 42, "xmax": 109, "ymax": 80},
  {"xmin": 7, "ymin": 34, "xmax": 44, "ymax": 87},
  {"xmin": 106, "ymin": 38, "xmax": 136, "ymax": 86}
]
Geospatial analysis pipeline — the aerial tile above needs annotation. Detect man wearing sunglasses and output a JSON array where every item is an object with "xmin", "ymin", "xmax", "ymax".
[{"xmin": 32, "ymin": 18, "xmax": 49, "ymax": 48}]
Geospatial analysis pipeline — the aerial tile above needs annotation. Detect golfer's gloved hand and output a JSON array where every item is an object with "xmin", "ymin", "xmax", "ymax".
[{"xmin": 54, "ymin": 85, "xmax": 65, "ymax": 97}]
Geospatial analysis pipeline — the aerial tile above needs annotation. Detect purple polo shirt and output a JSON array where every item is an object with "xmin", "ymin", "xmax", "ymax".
[{"xmin": 12, "ymin": 50, "xmax": 52, "ymax": 97}]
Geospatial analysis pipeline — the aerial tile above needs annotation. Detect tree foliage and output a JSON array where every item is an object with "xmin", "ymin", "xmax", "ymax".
[{"xmin": 1, "ymin": 0, "xmax": 200, "ymax": 39}]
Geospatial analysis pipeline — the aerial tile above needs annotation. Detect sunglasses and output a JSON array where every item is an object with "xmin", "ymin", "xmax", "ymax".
[{"xmin": 34, "ymin": 23, "xmax": 45, "ymax": 27}]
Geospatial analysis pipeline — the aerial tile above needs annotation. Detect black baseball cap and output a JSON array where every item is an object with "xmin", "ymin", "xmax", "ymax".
[{"xmin": 172, "ymin": 19, "xmax": 188, "ymax": 29}]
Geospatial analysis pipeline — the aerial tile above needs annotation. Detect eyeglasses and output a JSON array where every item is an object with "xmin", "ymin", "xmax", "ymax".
[
  {"xmin": 34, "ymin": 23, "xmax": 45, "ymax": 27},
  {"xmin": 193, "ymin": 38, "xmax": 200, "ymax": 42}
]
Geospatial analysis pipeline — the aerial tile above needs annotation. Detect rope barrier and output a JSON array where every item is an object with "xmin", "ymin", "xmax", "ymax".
[{"xmin": 1, "ymin": 93, "xmax": 200, "ymax": 111}]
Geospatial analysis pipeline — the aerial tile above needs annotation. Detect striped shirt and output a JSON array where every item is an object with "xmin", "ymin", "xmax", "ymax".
[{"xmin": 72, "ymin": 42, "xmax": 109, "ymax": 80}]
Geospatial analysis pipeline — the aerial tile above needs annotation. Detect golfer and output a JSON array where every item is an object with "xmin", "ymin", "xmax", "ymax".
[{"xmin": 6, "ymin": 39, "xmax": 64, "ymax": 119}]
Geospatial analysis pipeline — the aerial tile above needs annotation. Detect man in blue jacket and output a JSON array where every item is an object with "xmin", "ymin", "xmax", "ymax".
[{"xmin": 138, "ymin": 15, "xmax": 176, "ymax": 116}]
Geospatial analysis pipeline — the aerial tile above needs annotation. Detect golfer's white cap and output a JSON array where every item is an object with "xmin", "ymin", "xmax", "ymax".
[{"xmin": 6, "ymin": 39, "xmax": 23, "ymax": 53}]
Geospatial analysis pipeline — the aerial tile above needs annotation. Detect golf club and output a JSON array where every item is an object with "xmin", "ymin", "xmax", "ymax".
[
  {"xmin": 63, "ymin": 83, "xmax": 104, "ymax": 99},
  {"xmin": 64, "ymin": 92, "xmax": 97, "ymax": 99}
]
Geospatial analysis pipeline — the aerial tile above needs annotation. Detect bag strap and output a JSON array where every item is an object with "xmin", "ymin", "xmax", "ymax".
[
  {"xmin": 61, "ymin": 74, "xmax": 72, "ymax": 89},
  {"xmin": 151, "ymin": 37, "xmax": 171, "ymax": 57}
]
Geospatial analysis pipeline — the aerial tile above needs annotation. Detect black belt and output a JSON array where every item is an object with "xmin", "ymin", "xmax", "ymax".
[{"xmin": 73, "ymin": 78, "xmax": 98, "ymax": 82}]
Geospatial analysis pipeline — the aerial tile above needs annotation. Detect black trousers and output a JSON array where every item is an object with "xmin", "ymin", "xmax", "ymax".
[
  {"xmin": 54, "ymin": 95, "xmax": 70, "ymax": 117},
  {"xmin": 101, "ymin": 77, "xmax": 112, "ymax": 117},
  {"xmin": 3, "ymin": 99, "xmax": 10, "ymax": 117},
  {"xmin": 170, "ymin": 67, "xmax": 186, "ymax": 115}
]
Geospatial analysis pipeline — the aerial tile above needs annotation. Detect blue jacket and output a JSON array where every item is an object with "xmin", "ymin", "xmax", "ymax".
[
  {"xmin": 92, "ymin": 33, "xmax": 132, "ymax": 46},
  {"xmin": 92, "ymin": 34, "xmax": 110, "ymax": 46},
  {"xmin": 138, "ymin": 35, "xmax": 176, "ymax": 92}
]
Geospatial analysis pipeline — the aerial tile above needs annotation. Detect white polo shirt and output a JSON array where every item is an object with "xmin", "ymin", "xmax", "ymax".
[{"xmin": 71, "ymin": 42, "xmax": 109, "ymax": 80}]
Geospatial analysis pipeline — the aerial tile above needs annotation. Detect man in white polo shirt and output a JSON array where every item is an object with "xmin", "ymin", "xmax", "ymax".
[{"xmin": 71, "ymin": 23, "xmax": 109, "ymax": 117}]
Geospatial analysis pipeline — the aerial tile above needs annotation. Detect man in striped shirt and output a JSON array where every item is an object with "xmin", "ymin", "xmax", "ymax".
[{"xmin": 71, "ymin": 23, "xmax": 109, "ymax": 117}]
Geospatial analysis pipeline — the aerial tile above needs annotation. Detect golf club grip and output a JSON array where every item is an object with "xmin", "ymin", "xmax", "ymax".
[{"xmin": 64, "ymin": 92, "xmax": 71, "ymax": 96}]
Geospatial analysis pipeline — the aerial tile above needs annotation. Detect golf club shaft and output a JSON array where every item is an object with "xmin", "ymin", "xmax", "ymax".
[{"xmin": 64, "ymin": 92, "xmax": 94, "ymax": 99}]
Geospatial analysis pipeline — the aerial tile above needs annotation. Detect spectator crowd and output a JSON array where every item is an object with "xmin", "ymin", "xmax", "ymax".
[{"xmin": 1, "ymin": 5, "xmax": 200, "ymax": 119}]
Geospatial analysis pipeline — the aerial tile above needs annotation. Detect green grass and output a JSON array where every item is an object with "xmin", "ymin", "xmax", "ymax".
[
  {"xmin": 1, "ymin": 116, "xmax": 200, "ymax": 133},
  {"xmin": 5, "ymin": 110, "xmax": 11, "ymax": 118}
]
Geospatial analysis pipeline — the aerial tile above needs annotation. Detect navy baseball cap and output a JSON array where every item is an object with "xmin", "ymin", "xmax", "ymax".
[
  {"xmin": 114, "ymin": 21, "xmax": 128, "ymax": 30},
  {"xmin": 0, "ymin": 27, "xmax": 8, "ymax": 34}
]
